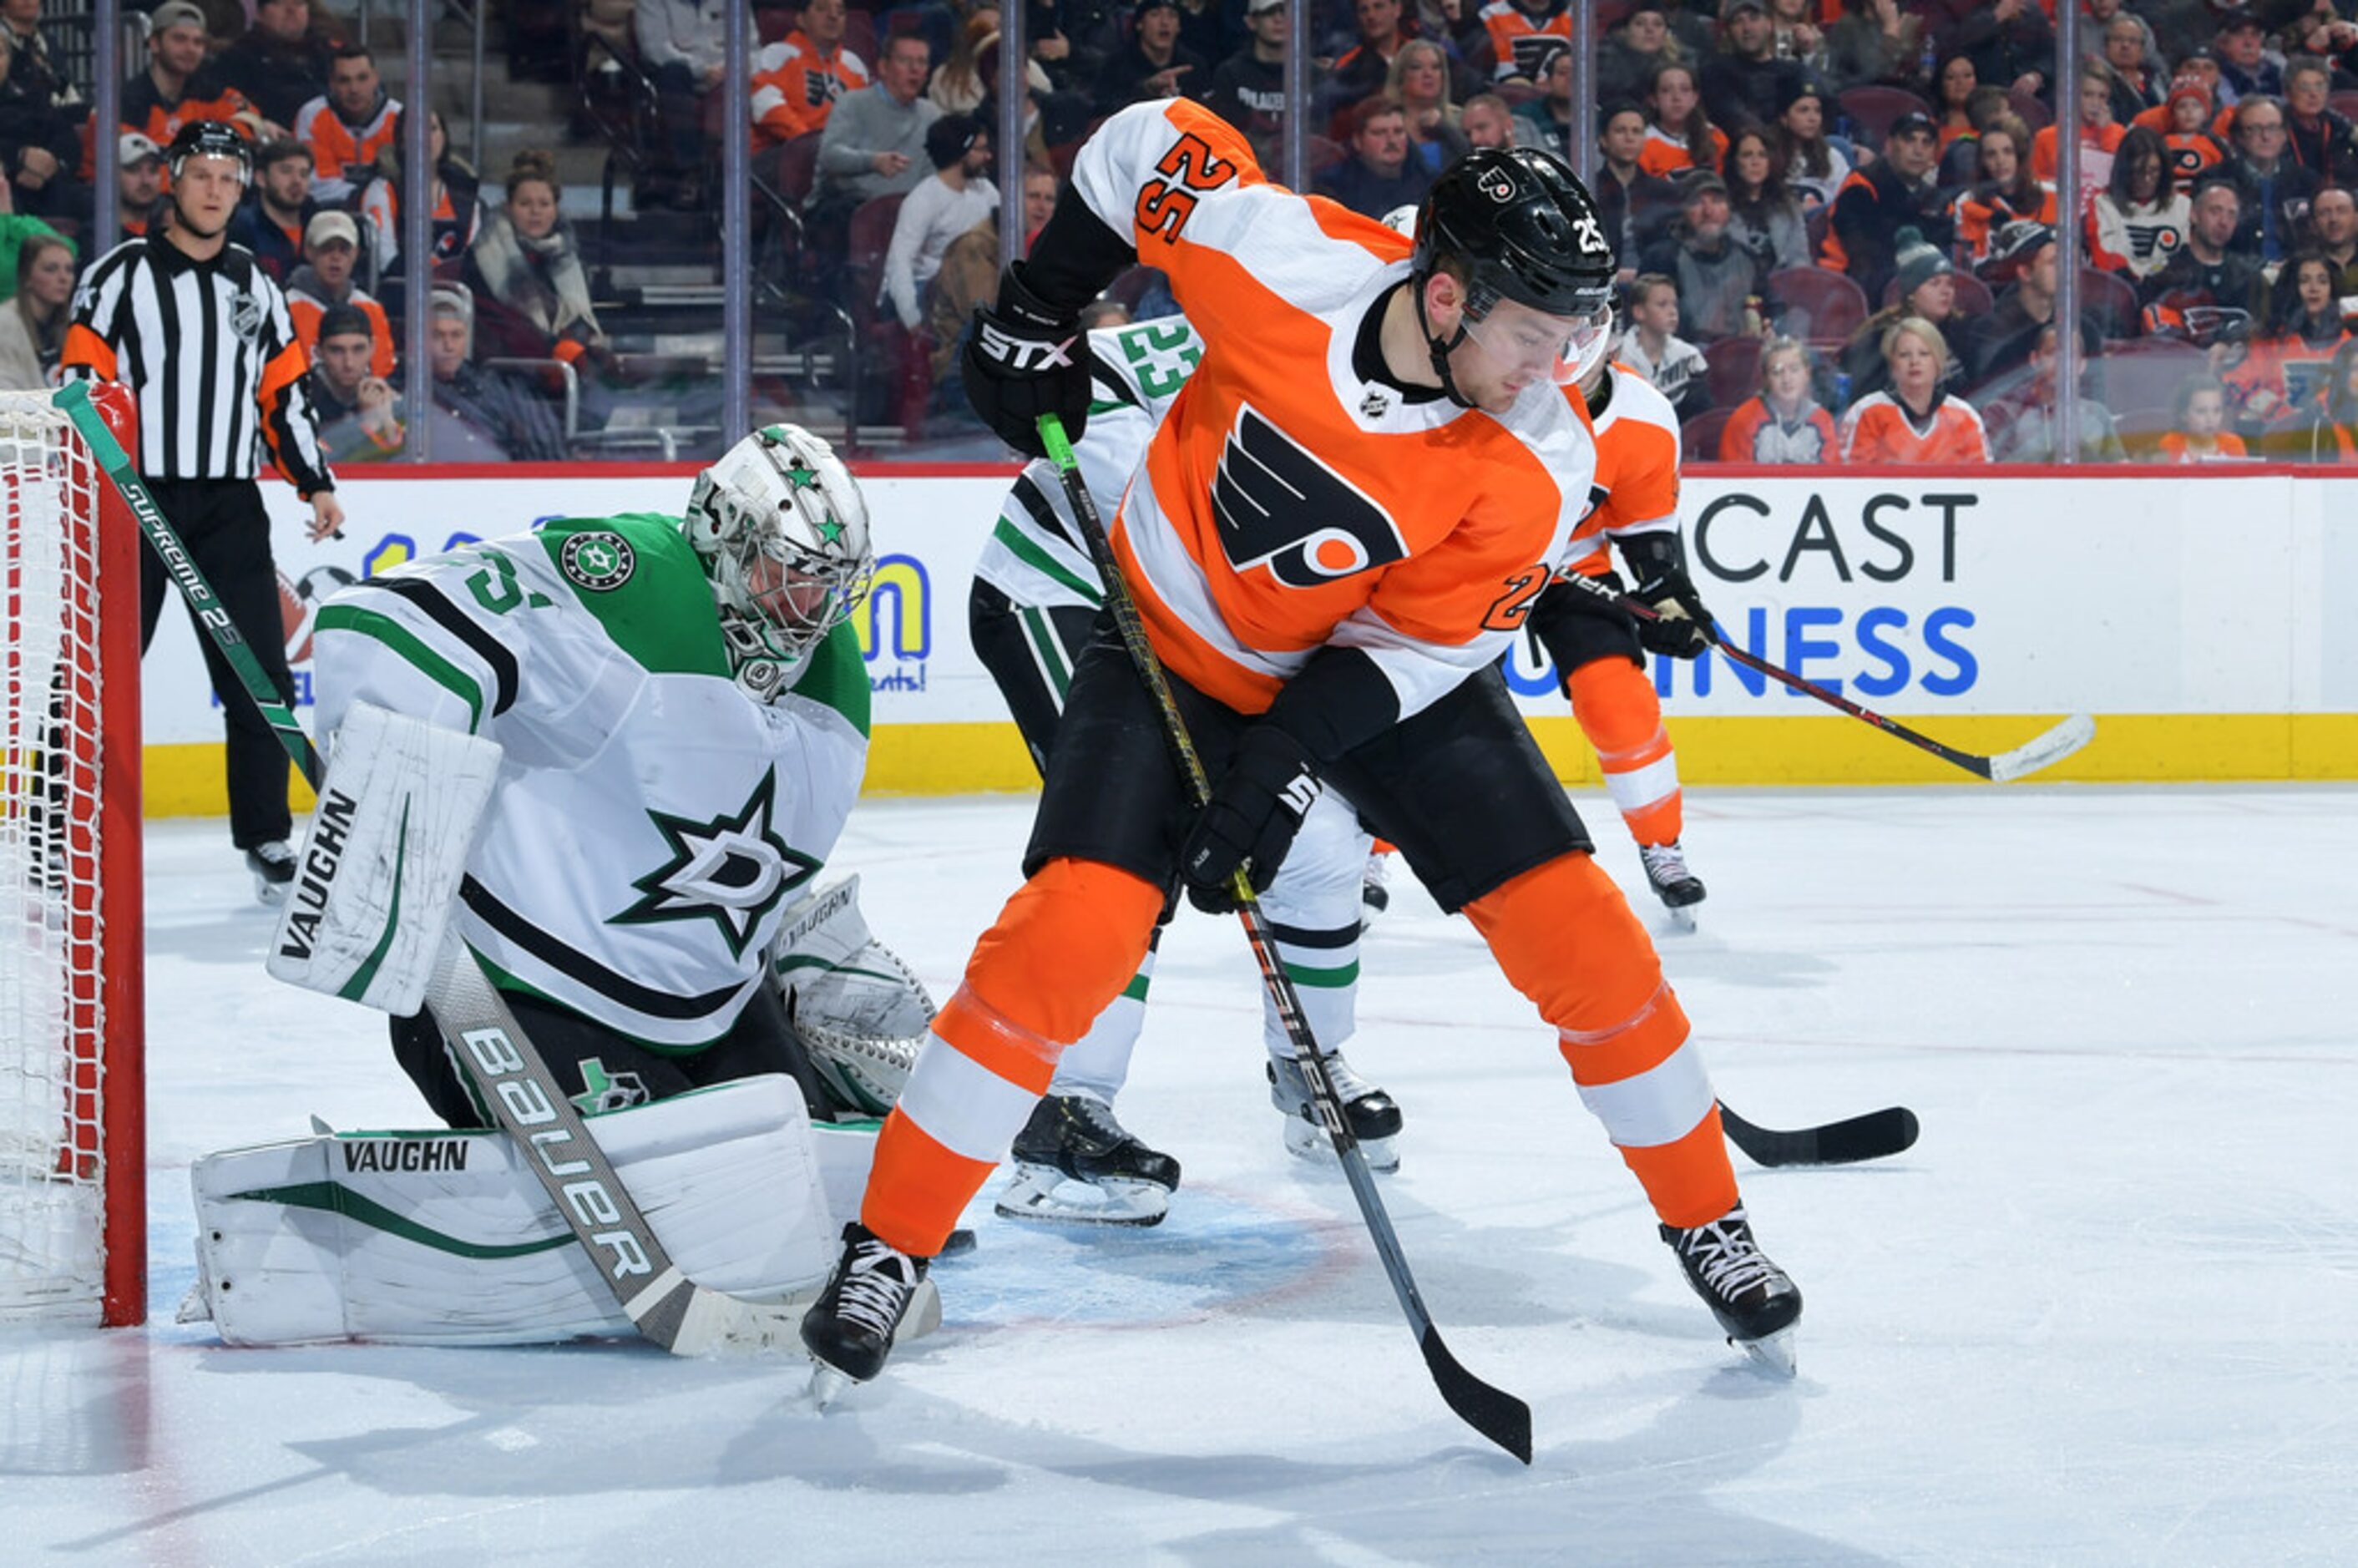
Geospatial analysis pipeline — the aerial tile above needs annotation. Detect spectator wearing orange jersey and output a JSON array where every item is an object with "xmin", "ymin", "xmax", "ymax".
[
  {"xmin": 1839, "ymin": 317, "xmax": 1990, "ymax": 462},
  {"xmin": 104, "ymin": 0, "xmax": 265, "ymax": 181},
  {"xmin": 2031, "ymin": 67, "xmax": 2125, "ymax": 192},
  {"xmin": 291, "ymin": 43, "xmax": 398, "ymax": 205},
  {"xmin": 752, "ymin": 0, "xmax": 871, "ymax": 147},
  {"xmin": 1475, "ymin": 0, "xmax": 1569, "ymax": 84},
  {"xmin": 284, "ymin": 210, "xmax": 395, "ymax": 380},
  {"xmin": 2156, "ymin": 372, "xmax": 2249, "ymax": 462},
  {"xmin": 1638, "ymin": 62, "xmax": 1724, "ymax": 179},
  {"xmin": 1951, "ymin": 116, "xmax": 2054, "ymax": 266},
  {"xmin": 217, "ymin": 0, "xmax": 340, "ymax": 134},
  {"xmin": 1718, "ymin": 335, "xmax": 1837, "ymax": 462}
]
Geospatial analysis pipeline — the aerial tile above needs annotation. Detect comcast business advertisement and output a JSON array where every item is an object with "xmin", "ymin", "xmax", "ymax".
[{"xmin": 132, "ymin": 470, "xmax": 2350, "ymax": 783}]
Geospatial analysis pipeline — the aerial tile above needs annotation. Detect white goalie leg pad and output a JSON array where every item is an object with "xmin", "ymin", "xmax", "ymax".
[
  {"xmin": 772, "ymin": 874, "xmax": 935, "ymax": 1117},
  {"xmin": 1257, "ymin": 789, "xmax": 1370, "ymax": 1060},
  {"xmin": 185, "ymin": 1075, "xmax": 838, "ymax": 1347},
  {"xmin": 265, "ymin": 702, "xmax": 503, "ymax": 1016}
]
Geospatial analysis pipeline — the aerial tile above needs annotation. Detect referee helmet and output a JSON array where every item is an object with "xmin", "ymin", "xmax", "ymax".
[{"xmin": 167, "ymin": 120, "xmax": 252, "ymax": 185}]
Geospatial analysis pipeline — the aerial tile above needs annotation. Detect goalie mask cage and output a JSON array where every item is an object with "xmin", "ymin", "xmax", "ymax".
[{"xmin": 0, "ymin": 384, "xmax": 143, "ymax": 1328}]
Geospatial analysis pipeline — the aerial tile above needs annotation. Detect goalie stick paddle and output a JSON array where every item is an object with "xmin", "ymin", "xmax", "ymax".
[
  {"xmin": 1719, "ymin": 1103, "xmax": 1920, "ymax": 1168},
  {"xmin": 1038, "ymin": 415, "xmax": 1532, "ymax": 1466},
  {"xmin": 66, "ymin": 389, "xmax": 807, "ymax": 1358},
  {"xmin": 1559, "ymin": 574, "xmax": 2095, "ymax": 783}
]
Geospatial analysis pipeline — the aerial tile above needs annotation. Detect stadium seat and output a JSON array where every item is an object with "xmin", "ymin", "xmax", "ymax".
[
  {"xmin": 1837, "ymin": 86, "xmax": 1932, "ymax": 145},
  {"xmin": 2075, "ymin": 268, "xmax": 2143, "ymax": 340},
  {"xmin": 2007, "ymin": 87, "xmax": 2053, "ymax": 134},
  {"xmin": 1704, "ymin": 336, "xmax": 1763, "ymax": 407},
  {"xmin": 1766, "ymin": 266, "xmax": 1870, "ymax": 348},
  {"xmin": 1682, "ymin": 406, "xmax": 1733, "ymax": 459},
  {"xmin": 2333, "ymin": 91, "xmax": 2358, "ymax": 123}
]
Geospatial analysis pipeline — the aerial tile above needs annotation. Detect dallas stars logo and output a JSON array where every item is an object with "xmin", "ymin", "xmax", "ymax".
[
  {"xmin": 560, "ymin": 531, "xmax": 636, "ymax": 591},
  {"xmin": 613, "ymin": 767, "xmax": 815, "ymax": 959}
]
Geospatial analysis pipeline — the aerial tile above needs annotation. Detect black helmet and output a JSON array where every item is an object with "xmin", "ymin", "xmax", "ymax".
[
  {"xmin": 166, "ymin": 119, "xmax": 252, "ymax": 183},
  {"xmin": 1413, "ymin": 147, "xmax": 1615, "ymax": 320}
]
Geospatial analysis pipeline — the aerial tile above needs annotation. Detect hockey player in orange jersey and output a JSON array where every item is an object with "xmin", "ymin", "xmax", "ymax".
[
  {"xmin": 799, "ymin": 101, "xmax": 1804, "ymax": 1396},
  {"xmin": 1526, "ymin": 354, "xmax": 1717, "ymax": 928}
]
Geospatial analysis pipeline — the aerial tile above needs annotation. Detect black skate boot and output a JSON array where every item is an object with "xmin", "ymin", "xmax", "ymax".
[
  {"xmin": 1660, "ymin": 1202, "xmax": 1802, "ymax": 1375},
  {"xmin": 1638, "ymin": 840, "xmax": 1706, "ymax": 929},
  {"xmin": 1359, "ymin": 849, "xmax": 1391, "ymax": 924},
  {"xmin": 800, "ymin": 1222, "xmax": 931, "ymax": 1403},
  {"xmin": 245, "ymin": 841, "xmax": 297, "ymax": 906},
  {"xmin": 1268, "ymin": 1051, "xmax": 1403, "ymax": 1172},
  {"xmin": 994, "ymin": 1094, "xmax": 1181, "ymax": 1227}
]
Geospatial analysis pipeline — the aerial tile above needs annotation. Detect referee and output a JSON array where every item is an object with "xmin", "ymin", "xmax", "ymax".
[{"xmin": 64, "ymin": 120, "xmax": 344, "ymax": 903}]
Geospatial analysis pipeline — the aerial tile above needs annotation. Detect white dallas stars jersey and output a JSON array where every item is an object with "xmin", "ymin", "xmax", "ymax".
[
  {"xmin": 972, "ymin": 316, "xmax": 1205, "ymax": 612},
  {"xmin": 311, "ymin": 513, "xmax": 871, "ymax": 1048}
]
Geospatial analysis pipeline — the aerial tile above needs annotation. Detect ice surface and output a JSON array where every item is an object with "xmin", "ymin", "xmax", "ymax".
[{"xmin": 5, "ymin": 786, "xmax": 2354, "ymax": 1565}]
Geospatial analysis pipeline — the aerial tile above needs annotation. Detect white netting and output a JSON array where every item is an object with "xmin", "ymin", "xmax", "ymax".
[{"xmin": 0, "ymin": 395, "xmax": 108, "ymax": 1322}]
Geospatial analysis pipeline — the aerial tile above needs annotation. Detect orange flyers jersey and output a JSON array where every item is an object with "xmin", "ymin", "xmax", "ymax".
[
  {"xmin": 1068, "ymin": 99, "xmax": 1599, "ymax": 721},
  {"xmin": 1839, "ymin": 392, "xmax": 1990, "ymax": 463},
  {"xmin": 1556, "ymin": 363, "xmax": 1681, "ymax": 580},
  {"xmin": 1477, "ymin": 0, "xmax": 1571, "ymax": 81}
]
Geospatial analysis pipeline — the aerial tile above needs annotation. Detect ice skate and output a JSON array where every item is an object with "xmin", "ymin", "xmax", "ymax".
[
  {"xmin": 1268, "ymin": 1050, "xmax": 1402, "ymax": 1172},
  {"xmin": 1660, "ymin": 1202, "xmax": 1801, "ymax": 1377},
  {"xmin": 1638, "ymin": 840, "xmax": 1705, "ymax": 930},
  {"xmin": 801, "ymin": 1222, "xmax": 933, "ymax": 1403},
  {"xmin": 245, "ymin": 841, "xmax": 296, "ymax": 906},
  {"xmin": 994, "ymin": 1093, "xmax": 1180, "ymax": 1227}
]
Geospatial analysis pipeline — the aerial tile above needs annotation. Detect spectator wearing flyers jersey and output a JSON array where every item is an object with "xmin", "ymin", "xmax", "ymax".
[
  {"xmin": 104, "ymin": 0, "xmax": 265, "ymax": 182},
  {"xmin": 1839, "ymin": 318, "xmax": 1990, "ymax": 463},
  {"xmin": 2087, "ymin": 126, "xmax": 2190, "ymax": 283},
  {"xmin": 753, "ymin": 0, "xmax": 870, "ymax": 148},
  {"xmin": 291, "ymin": 43, "xmax": 400, "ymax": 205},
  {"xmin": 1476, "ymin": 0, "xmax": 1569, "ymax": 86}
]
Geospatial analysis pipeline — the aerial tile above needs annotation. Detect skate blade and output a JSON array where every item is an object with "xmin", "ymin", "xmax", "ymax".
[
  {"xmin": 1659, "ymin": 903, "xmax": 1698, "ymax": 933},
  {"xmin": 807, "ymin": 1363, "xmax": 858, "ymax": 1409},
  {"xmin": 903, "ymin": 1277, "xmax": 944, "ymax": 1342},
  {"xmin": 1735, "ymin": 1326, "xmax": 1797, "ymax": 1378},
  {"xmin": 254, "ymin": 875, "xmax": 290, "ymax": 907},
  {"xmin": 994, "ymin": 1166, "xmax": 1170, "ymax": 1227},
  {"xmin": 1282, "ymin": 1118, "xmax": 1400, "ymax": 1174}
]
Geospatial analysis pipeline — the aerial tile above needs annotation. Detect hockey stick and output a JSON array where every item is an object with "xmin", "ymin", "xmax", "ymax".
[
  {"xmin": 1719, "ymin": 1102, "xmax": 1919, "ymax": 1168},
  {"xmin": 1558, "ymin": 574, "xmax": 2095, "ymax": 783},
  {"xmin": 1038, "ymin": 415, "xmax": 1532, "ymax": 1466},
  {"xmin": 62, "ymin": 386, "xmax": 837, "ymax": 1357}
]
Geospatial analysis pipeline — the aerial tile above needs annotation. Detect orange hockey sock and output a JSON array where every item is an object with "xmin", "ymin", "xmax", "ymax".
[{"xmin": 1565, "ymin": 657, "xmax": 1682, "ymax": 847}]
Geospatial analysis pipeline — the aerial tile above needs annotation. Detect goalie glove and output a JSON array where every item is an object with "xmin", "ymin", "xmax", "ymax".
[
  {"xmin": 1181, "ymin": 726, "xmax": 1323, "ymax": 914},
  {"xmin": 963, "ymin": 263, "xmax": 1095, "ymax": 458},
  {"xmin": 772, "ymin": 877, "xmax": 934, "ymax": 1120},
  {"xmin": 1633, "ymin": 567, "xmax": 1715, "ymax": 660}
]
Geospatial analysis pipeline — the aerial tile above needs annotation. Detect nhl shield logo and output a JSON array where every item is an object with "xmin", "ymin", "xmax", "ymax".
[
  {"xmin": 560, "ymin": 531, "xmax": 636, "ymax": 590},
  {"xmin": 230, "ymin": 290, "xmax": 264, "ymax": 346}
]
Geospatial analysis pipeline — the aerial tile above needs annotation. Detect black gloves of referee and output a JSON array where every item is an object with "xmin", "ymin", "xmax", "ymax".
[
  {"xmin": 1633, "ymin": 568, "xmax": 1716, "ymax": 660},
  {"xmin": 1181, "ymin": 726, "xmax": 1323, "ymax": 914},
  {"xmin": 964, "ymin": 264, "xmax": 1096, "ymax": 459}
]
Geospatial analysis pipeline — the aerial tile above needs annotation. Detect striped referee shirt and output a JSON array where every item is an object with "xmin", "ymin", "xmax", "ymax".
[{"xmin": 63, "ymin": 232, "xmax": 336, "ymax": 497}]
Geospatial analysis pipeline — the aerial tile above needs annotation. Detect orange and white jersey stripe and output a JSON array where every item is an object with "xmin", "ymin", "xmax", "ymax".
[
  {"xmin": 1069, "ymin": 99, "xmax": 1598, "ymax": 721},
  {"xmin": 1556, "ymin": 362, "xmax": 1681, "ymax": 579}
]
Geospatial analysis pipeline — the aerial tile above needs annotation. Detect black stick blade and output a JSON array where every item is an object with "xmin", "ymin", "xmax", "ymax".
[
  {"xmin": 1722, "ymin": 1105, "xmax": 1920, "ymax": 1168},
  {"xmin": 1419, "ymin": 1326, "xmax": 1532, "ymax": 1464}
]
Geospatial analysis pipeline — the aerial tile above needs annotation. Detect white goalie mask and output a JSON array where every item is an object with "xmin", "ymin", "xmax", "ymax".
[{"xmin": 685, "ymin": 425, "xmax": 874, "ymax": 679}]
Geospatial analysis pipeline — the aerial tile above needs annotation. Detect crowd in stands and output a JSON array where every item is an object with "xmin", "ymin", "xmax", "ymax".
[{"xmin": 0, "ymin": 0, "xmax": 2355, "ymax": 463}]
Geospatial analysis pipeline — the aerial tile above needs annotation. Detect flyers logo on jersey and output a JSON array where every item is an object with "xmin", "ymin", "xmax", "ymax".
[{"xmin": 1211, "ymin": 407, "xmax": 1407, "ymax": 588}]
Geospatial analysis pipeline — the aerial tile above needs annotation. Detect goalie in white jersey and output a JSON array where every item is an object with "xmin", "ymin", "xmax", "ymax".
[{"xmin": 176, "ymin": 427, "xmax": 944, "ymax": 1348}]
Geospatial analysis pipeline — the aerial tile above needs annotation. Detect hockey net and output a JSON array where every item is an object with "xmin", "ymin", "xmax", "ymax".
[{"xmin": 0, "ymin": 387, "xmax": 143, "ymax": 1327}]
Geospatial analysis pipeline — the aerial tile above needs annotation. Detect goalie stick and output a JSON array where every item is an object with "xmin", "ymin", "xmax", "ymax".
[
  {"xmin": 1558, "ymin": 574, "xmax": 2096, "ymax": 783},
  {"xmin": 62, "ymin": 387, "xmax": 844, "ymax": 1358},
  {"xmin": 1039, "ymin": 415, "xmax": 1532, "ymax": 1466}
]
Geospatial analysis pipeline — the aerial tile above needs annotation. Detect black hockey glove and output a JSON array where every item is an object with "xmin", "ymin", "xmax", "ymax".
[
  {"xmin": 1633, "ymin": 568, "xmax": 1715, "ymax": 660},
  {"xmin": 1181, "ymin": 726, "xmax": 1323, "ymax": 914},
  {"xmin": 963, "ymin": 264, "xmax": 1094, "ymax": 459}
]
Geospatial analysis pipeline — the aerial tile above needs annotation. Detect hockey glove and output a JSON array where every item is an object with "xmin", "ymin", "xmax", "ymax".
[
  {"xmin": 963, "ymin": 264, "xmax": 1094, "ymax": 458},
  {"xmin": 1634, "ymin": 568, "xmax": 1715, "ymax": 660},
  {"xmin": 1181, "ymin": 726, "xmax": 1323, "ymax": 914}
]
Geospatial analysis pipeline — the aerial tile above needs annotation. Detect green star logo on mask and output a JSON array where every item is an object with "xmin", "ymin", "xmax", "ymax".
[{"xmin": 784, "ymin": 460, "xmax": 822, "ymax": 491}]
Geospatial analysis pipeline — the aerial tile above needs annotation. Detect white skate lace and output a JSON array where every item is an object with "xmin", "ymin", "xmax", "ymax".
[
  {"xmin": 1639, "ymin": 842, "xmax": 1692, "ymax": 886},
  {"xmin": 833, "ymin": 1242, "xmax": 917, "ymax": 1339},
  {"xmin": 1063, "ymin": 1094, "xmax": 1135, "ymax": 1153},
  {"xmin": 1679, "ymin": 1213, "xmax": 1781, "ymax": 1298}
]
